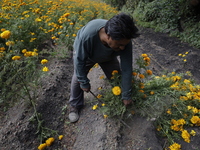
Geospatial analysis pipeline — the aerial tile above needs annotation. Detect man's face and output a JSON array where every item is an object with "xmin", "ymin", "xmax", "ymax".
[{"xmin": 107, "ymin": 36, "xmax": 130, "ymax": 51}]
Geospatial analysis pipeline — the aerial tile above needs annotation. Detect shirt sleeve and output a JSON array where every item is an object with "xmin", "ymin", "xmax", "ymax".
[
  {"xmin": 120, "ymin": 41, "xmax": 133, "ymax": 100},
  {"xmin": 73, "ymin": 38, "xmax": 91, "ymax": 89}
]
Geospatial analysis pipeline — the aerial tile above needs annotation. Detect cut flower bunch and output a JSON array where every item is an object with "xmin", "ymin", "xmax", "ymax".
[{"xmin": 98, "ymin": 53, "xmax": 200, "ymax": 149}]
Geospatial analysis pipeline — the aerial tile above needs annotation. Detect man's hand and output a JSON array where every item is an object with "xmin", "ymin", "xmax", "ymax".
[
  {"xmin": 81, "ymin": 87, "xmax": 90, "ymax": 92},
  {"xmin": 123, "ymin": 100, "xmax": 133, "ymax": 107}
]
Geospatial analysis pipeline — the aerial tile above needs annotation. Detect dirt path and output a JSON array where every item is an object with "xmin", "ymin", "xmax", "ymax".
[{"xmin": 0, "ymin": 27, "xmax": 200, "ymax": 150}]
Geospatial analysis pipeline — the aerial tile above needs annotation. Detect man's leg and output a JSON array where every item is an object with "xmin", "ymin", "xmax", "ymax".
[
  {"xmin": 68, "ymin": 60, "xmax": 95, "ymax": 122},
  {"xmin": 99, "ymin": 57, "xmax": 121, "ymax": 79}
]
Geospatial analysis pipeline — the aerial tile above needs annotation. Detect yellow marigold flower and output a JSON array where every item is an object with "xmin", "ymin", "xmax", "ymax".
[
  {"xmin": 184, "ymin": 79, "xmax": 191, "ymax": 84},
  {"xmin": 22, "ymin": 49, "xmax": 27, "ymax": 53},
  {"xmin": 139, "ymin": 74, "xmax": 145, "ymax": 79},
  {"xmin": 12, "ymin": 56, "xmax": 21, "ymax": 60},
  {"xmin": 112, "ymin": 70, "xmax": 118, "ymax": 75},
  {"xmin": 112, "ymin": 86, "xmax": 121, "ymax": 95},
  {"xmin": 46, "ymin": 137, "xmax": 55, "ymax": 146},
  {"xmin": 72, "ymin": 34, "xmax": 76, "ymax": 37},
  {"xmin": 99, "ymin": 75, "xmax": 104, "ymax": 79},
  {"xmin": 58, "ymin": 135, "xmax": 64, "ymax": 140},
  {"xmin": 102, "ymin": 103, "xmax": 105, "ymax": 106},
  {"xmin": 41, "ymin": 59, "xmax": 48, "ymax": 64},
  {"xmin": 6, "ymin": 41, "xmax": 15, "ymax": 46},
  {"xmin": 70, "ymin": 22, "xmax": 74, "ymax": 25},
  {"xmin": 98, "ymin": 87, "xmax": 102, "ymax": 90},
  {"xmin": 92, "ymin": 104, "xmax": 98, "ymax": 110},
  {"xmin": 38, "ymin": 143, "xmax": 47, "ymax": 150},
  {"xmin": 150, "ymin": 91, "xmax": 154, "ymax": 95},
  {"xmin": 51, "ymin": 36, "xmax": 56, "ymax": 40},
  {"xmin": 97, "ymin": 94, "xmax": 102, "ymax": 99},
  {"xmin": 31, "ymin": 51, "xmax": 38, "ymax": 56},
  {"xmin": 167, "ymin": 109, "xmax": 172, "ymax": 114},
  {"xmin": 35, "ymin": 18, "xmax": 42, "ymax": 22},
  {"xmin": 146, "ymin": 70, "xmax": 152, "ymax": 75},
  {"xmin": 63, "ymin": 13, "xmax": 70, "ymax": 17},
  {"xmin": 190, "ymin": 130, "xmax": 196, "ymax": 136},
  {"xmin": 172, "ymin": 72, "xmax": 176, "ymax": 74},
  {"xmin": 190, "ymin": 116, "xmax": 199, "ymax": 125},
  {"xmin": 181, "ymin": 130, "xmax": 190, "ymax": 143},
  {"xmin": 0, "ymin": 30, "xmax": 11, "ymax": 39},
  {"xmin": 42, "ymin": 66, "xmax": 49, "ymax": 72},
  {"xmin": 141, "ymin": 53, "xmax": 148, "ymax": 58},
  {"xmin": 103, "ymin": 114, "xmax": 108, "ymax": 119},
  {"xmin": 168, "ymin": 142, "xmax": 181, "ymax": 150},
  {"xmin": 139, "ymin": 90, "xmax": 144, "ymax": 93}
]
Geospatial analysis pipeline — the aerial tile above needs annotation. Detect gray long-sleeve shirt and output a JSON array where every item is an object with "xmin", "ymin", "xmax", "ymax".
[{"xmin": 73, "ymin": 19, "xmax": 133, "ymax": 100}]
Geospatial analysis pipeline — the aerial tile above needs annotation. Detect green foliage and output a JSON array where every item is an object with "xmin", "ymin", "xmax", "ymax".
[{"xmin": 131, "ymin": 0, "xmax": 200, "ymax": 49}]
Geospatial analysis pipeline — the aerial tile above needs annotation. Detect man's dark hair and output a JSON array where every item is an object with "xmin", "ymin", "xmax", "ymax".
[{"xmin": 105, "ymin": 13, "xmax": 139, "ymax": 40}]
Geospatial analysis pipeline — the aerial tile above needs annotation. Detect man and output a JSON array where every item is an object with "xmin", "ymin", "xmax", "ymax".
[{"xmin": 69, "ymin": 13, "xmax": 139, "ymax": 123}]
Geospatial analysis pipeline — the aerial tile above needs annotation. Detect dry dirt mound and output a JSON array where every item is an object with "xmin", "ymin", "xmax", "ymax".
[{"xmin": 0, "ymin": 28, "xmax": 200, "ymax": 150}]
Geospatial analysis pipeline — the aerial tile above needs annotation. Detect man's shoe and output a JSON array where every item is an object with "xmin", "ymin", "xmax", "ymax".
[{"xmin": 68, "ymin": 107, "xmax": 79, "ymax": 123}]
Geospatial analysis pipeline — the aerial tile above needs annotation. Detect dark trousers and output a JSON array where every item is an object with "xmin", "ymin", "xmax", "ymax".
[{"xmin": 69, "ymin": 57, "xmax": 120, "ymax": 108}]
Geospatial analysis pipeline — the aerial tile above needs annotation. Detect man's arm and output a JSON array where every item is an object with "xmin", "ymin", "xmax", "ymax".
[{"xmin": 120, "ymin": 41, "xmax": 133, "ymax": 101}]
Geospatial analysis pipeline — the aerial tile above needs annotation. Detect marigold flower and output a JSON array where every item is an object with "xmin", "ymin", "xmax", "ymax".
[
  {"xmin": 12, "ymin": 56, "xmax": 21, "ymax": 60},
  {"xmin": 0, "ymin": 47, "xmax": 5, "ymax": 51},
  {"xmin": 141, "ymin": 53, "xmax": 148, "ymax": 58},
  {"xmin": 139, "ymin": 74, "xmax": 145, "ymax": 79},
  {"xmin": 112, "ymin": 86, "xmax": 121, "ymax": 95},
  {"xmin": 139, "ymin": 90, "xmax": 144, "ymax": 93},
  {"xmin": 58, "ymin": 135, "xmax": 64, "ymax": 140},
  {"xmin": 99, "ymin": 75, "xmax": 104, "ymax": 79},
  {"xmin": 190, "ymin": 116, "xmax": 199, "ymax": 125},
  {"xmin": 168, "ymin": 142, "xmax": 181, "ymax": 150},
  {"xmin": 190, "ymin": 130, "xmax": 196, "ymax": 136},
  {"xmin": 132, "ymin": 72, "xmax": 137, "ymax": 76},
  {"xmin": 22, "ymin": 49, "xmax": 27, "ymax": 53},
  {"xmin": 92, "ymin": 104, "xmax": 98, "ymax": 110},
  {"xmin": 166, "ymin": 109, "xmax": 172, "ymax": 114},
  {"xmin": 150, "ymin": 91, "xmax": 154, "ymax": 95},
  {"xmin": 102, "ymin": 103, "xmax": 105, "ymax": 106},
  {"xmin": 103, "ymin": 115, "xmax": 108, "ymax": 118},
  {"xmin": 38, "ymin": 143, "xmax": 47, "ymax": 150},
  {"xmin": 72, "ymin": 34, "xmax": 76, "ymax": 37},
  {"xmin": 98, "ymin": 87, "xmax": 102, "ymax": 90},
  {"xmin": 97, "ymin": 94, "xmax": 102, "ymax": 99},
  {"xmin": 41, "ymin": 59, "xmax": 48, "ymax": 64},
  {"xmin": 181, "ymin": 130, "xmax": 190, "ymax": 143},
  {"xmin": 0, "ymin": 30, "xmax": 11, "ymax": 39},
  {"xmin": 43, "ymin": 66, "xmax": 49, "ymax": 72},
  {"xmin": 45, "ymin": 137, "xmax": 55, "ymax": 146},
  {"xmin": 63, "ymin": 13, "xmax": 70, "ymax": 17},
  {"xmin": 70, "ymin": 22, "xmax": 74, "ymax": 25},
  {"xmin": 6, "ymin": 41, "xmax": 15, "ymax": 46},
  {"xmin": 146, "ymin": 70, "xmax": 153, "ymax": 75},
  {"xmin": 112, "ymin": 70, "xmax": 118, "ymax": 75}
]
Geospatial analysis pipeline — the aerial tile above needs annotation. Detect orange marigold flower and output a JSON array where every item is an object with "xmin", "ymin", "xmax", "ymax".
[
  {"xmin": 139, "ymin": 74, "xmax": 145, "ymax": 79},
  {"xmin": 146, "ymin": 70, "xmax": 153, "ymax": 75}
]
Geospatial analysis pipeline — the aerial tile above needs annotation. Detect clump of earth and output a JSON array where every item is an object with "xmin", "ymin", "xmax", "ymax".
[{"xmin": 0, "ymin": 27, "xmax": 200, "ymax": 150}]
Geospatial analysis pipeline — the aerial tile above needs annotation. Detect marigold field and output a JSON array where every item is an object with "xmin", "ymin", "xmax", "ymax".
[{"xmin": 0, "ymin": 0, "xmax": 200, "ymax": 150}]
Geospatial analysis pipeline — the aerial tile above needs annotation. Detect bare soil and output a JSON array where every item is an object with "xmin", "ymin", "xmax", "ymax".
[{"xmin": 1, "ymin": 27, "xmax": 200, "ymax": 150}]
